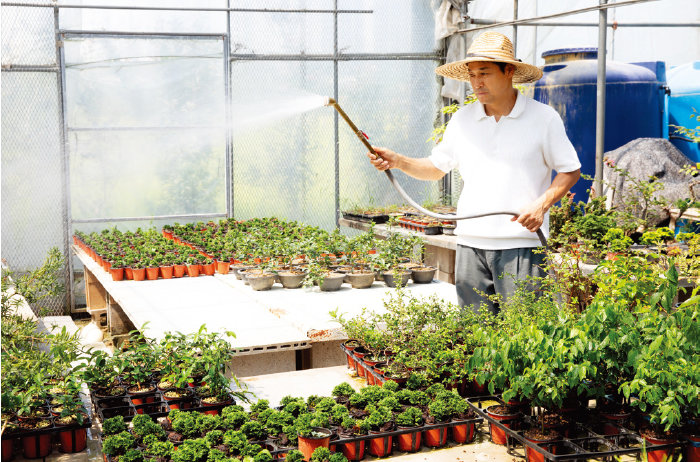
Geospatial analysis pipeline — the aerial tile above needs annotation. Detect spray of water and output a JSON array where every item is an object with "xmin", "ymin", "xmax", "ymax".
[{"xmin": 231, "ymin": 91, "xmax": 328, "ymax": 132}]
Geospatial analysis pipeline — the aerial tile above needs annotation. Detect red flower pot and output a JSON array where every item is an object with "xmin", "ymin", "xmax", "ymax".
[
  {"xmin": 297, "ymin": 428, "xmax": 332, "ymax": 461},
  {"xmin": 124, "ymin": 267, "xmax": 134, "ymax": 280},
  {"xmin": 186, "ymin": 264, "xmax": 200, "ymax": 278},
  {"xmin": 202, "ymin": 262, "xmax": 216, "ymax": 276},
  {"xmin": 452, "ymin": 421, "xmax": 476, "ymax": 444},
  {"xmin": 160, "ymin": 266, "xmax": 174, "ymax": 279},
  {"xmin": 109, "ymin": 267, "xmax": 124, "ymax": 281},
  {"xmin": 686, "ymin": 434, "xmax": 700, "ymax": 462},
  {"xmin": 642, "ymin": 433, "xmax": 677, "ymax": 462},
  {"xmin": 145, "ymin": 267, "xmax": 159, "ymax": 280},
  {"xmin": 132, "ymin": 268, "xmax": 146, "ymax": 281},
  {"xmin": 200, "ymin": 396, "xmax": 233, "ymax": 416},
  {"xmin": 397, "ymin": 428, "xmax": 422, "ymax": 452},
  {"xmin": 524, "ymin": 430, "xmax": 559, "ymax": 462},
  {"xmin": 485, "ymin": 405, "xmax": 520, "ymax": 446},
  {"xmin": 599, "ymin": 408, "xmax": 631, "ymax": 435},
  {"xmin": 58, "ymin": 427, "xmax": 87, "ymax": 453},
  {"xmin": 340, "ymin": 440, "xmax": 365, "ymax": 461},
  {"xmin": 215, "ymin": 260, "xmax": 230, "ymax": 274},
  {"xmin": 21, "ymin": 434, "xmax": 51, "ymax": 459},
  {"xmin": 2, "ymin": 439, "xmax": 14, "ymax": 462},
  {"xmin": 472, "ymin": 378, "xmax": 488, "ymax": 395},
  {"xmin": 368, "ymin": 431, "xmax": 392, "ymax": 457},
  {"xmin": 173, "ymin": 264, "xmax": 186, "ymax": 278},
  {"xmin": 422, "ymin": 424, "xmax": 448, "ymax": 448}
]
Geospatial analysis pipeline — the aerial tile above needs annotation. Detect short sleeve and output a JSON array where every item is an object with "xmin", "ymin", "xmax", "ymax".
[
  {"xmin": 543, "ymin": 111, "xmax": 581, "ymax": 173},
  {"xmin": 428, "ymin": 115, "xmax": 460, "ymax": 173}
]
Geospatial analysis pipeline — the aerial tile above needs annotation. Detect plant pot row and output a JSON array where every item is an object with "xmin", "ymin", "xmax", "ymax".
[
  {"xmin": 2, "ymin": 413, "xmax": 92, "ymax": 460},
  {"xmin": 468, "ymin": 396, "xmax": 691, "ymax": 462},
  {"xmin": 290, "ymin": 418, "xmax": 481, "ymax": 461}
]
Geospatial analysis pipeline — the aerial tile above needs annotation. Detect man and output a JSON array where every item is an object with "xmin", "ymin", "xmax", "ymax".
[{"xmin": 368, "ymin": 32, "xmax": 581, "ymax": 314}]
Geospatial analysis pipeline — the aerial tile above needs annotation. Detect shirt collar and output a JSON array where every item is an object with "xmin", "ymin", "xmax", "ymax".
[{"xmin": 473, "ymin": 90, "xmax": 526, "ymax": 120}]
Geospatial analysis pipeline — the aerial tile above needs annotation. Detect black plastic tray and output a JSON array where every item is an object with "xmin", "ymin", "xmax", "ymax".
[
  {"xmin": 466, "ymin": 395, "xmax": 687, "ymax": 461},
  {"xmin": 341, "ymin": 212, "xmax": 390, "ymax": 224}
]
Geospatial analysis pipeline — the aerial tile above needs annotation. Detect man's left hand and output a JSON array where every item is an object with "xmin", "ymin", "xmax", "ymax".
[{"xmin": 511, "ymin": 202, "xmax": 546, "ymax": 232}]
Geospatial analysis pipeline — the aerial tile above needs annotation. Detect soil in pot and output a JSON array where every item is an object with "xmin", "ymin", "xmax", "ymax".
[
  {"xmin": 382, "ymin": 270, "xmax": 412, "ymax": 288},
  {"xmin": 55, "ymin": 414, "xmax": 88, "ymax": 453},
  {"xmin": 247, "ymin": 273, "xmax": 276, "ymax": 291},
  {"xmin": 523, "ymin": 428, "xmax": 560, "ymax": 462},
  {"xmin": 485, "ymin": 405, "xmax": 521, "ymax": 446},
  {"xmin": 297, "ymin": 427, "xmax": 332, "ymax": 461},
  {"xmin": 410, "ymin": 266, "xmax": 436, "ymax": 283},
  {"xmin": 278, "ymin": 270, "xmax": 306, "ymax": 289},
  {"xmin": 320, "ymin": 272, "xmax": 345, "ymax": 292},
  {"xmin": 200, "ymin": 395, "xmax": 234, "ymax": 415},
  {"xmin": 162, "ymin": 388, "xmax": 193, "ymax": 410},
  {"xmin": 641, "ymin": 428, "xmax": 678, "ymax": 462},
  {"xmin": 345, "ymin": 271, "xmax": 375, "ymax": 289}
]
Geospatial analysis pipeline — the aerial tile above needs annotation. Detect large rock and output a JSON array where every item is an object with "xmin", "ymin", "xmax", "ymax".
[{"xmin": 602, "ymin": 138, "xmax": 697, "ymax": 228}]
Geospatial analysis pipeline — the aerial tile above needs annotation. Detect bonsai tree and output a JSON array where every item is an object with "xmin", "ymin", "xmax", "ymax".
[
  {"xmin": 395, "ymin": 407, "xmax": 423, "ymax": 428},
  {"xmin": 365, "ymin": 405, "xmax": 393, "ymax": 432},
  {"xmin": 284, "ymin": 450, "xmax": 305, "ymax": 462},
  {"xmin": 331, "ymin": 382, "xmax": 356, "ymax": 402},
  {"xmin": 102, "ymin": 431, "xmax": 136, "ymax": 459},
  {"xmin": 103, "ymin": 416, "xmax": 128, "ymax": 436},
  {"xmin": 144, "ymin": 440, "xmax": 174, "ymax": 462}
]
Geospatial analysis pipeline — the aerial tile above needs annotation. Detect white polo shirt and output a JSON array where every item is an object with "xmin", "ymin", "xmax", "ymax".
[{"xmin": 429, "ymin": 92, "xmax": 581, "ymax": 250}]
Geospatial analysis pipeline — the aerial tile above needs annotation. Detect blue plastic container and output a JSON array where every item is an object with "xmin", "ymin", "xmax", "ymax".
[
  {"xmin": 528, "ymin": 48, "xmax": 665, "ymax": 202},
  {"xmin": 667, "ymin": 61, "xmax": 700, "ymax": 163}
]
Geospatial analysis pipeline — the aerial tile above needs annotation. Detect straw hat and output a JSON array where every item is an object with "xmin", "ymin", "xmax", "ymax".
[{"xmin": 436, "ymin": 31, "xmax": 543, "ymax": 84}]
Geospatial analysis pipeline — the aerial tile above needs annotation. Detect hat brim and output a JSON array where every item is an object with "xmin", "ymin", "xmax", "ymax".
[{"xmin": 435, "ymin": 57, "xmax": 543, "ymax": 84}]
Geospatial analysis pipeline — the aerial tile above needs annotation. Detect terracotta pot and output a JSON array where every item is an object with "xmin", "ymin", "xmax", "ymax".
[
  {"xmin": 145, "ymin": 267, "xmax": 159, "ymax": 280},
  {"xmin": 422, "ymin": 424, "xmax": 448, "ymax": 448},
  {"xmin": 524, "ymin": 429, "xmax": 559, "ymax": 462},
  {"xmin": 642, "ymin": 432, "xmax": 677, "ymax": 462},
  {"xmin": 297, "ymin": 427, "xmax": 331, "ymax": 461},
  {"xmin": 339, "ymin": 439, "xmax": 365, "ymax": 461},
  {"xmin": 202, "ymin": 262, "xmax": 216, "ymax": 276},
  {"xmin": 397, "ymin": 427, "xmax": 422, "ymax": 452},
  {"xmin": 109, "ymin": 267, "xmax": 124, "ymax": 281},
  {"xmin": 186, "ymin": 264, "xmax": 200, "ymax": 278},
  {"xmin": 160, "ymin": 265, "xmax": 174, "ymax": 279},
  {"xmin": 485, "ymin": 405, "xmax": 520, "ymax": 446},
  {"xmin": 124, "ymin": 267, "xmax": 134, "ymax": 280},
  {"xmin": 173, "ymin": 264, "xmax": 186, "ymax": 278},
  {"xmin": 215, "ymin": 260, "xmax": 230, "ymax": 274},
  {"xmin": 132, "ymin": 268, "xmax": 146, "ymax": 281},
  {"xmin": 367, "ymin": 430, "xmax": 393, "ymax": 457},
  {"xmin": 452, "ymin": 420, "xmax": 476, "ymax": 444}
]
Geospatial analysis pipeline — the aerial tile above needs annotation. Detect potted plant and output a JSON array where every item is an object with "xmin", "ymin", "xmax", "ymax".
[
  {"xmin": 336, "ymin": 417, "xmax": 368, "ymax": 461},
  {"xmin": 185, "ymin": 255, "xmax": 201, "ymax": 278},
  {"xmin": 102, "ymin": 431, "xmax": 136, "ymax": 461},
  {"xmin": 295, "ymin": 414, "xmax": 332, "ymax": 461},
  {"xmin": 395, "ymin": 407, "xmax": 423, "ymax": 452},
  {"xmin": 365, "ymin": 405, "xmax": 394, "ymax": 457}
]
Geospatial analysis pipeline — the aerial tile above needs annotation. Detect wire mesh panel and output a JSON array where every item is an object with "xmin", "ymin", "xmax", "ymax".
[
  {"xmin": 338, "ymin": 60, "xmax": 443, "ymax": 212},
  {"xmin": 1, "ymin": 71, "xmax": 66, "ymax": 314},
  {"xmin": 230, "ymin": 60, "xmax": 336, "ymax": 229},
  {"xmin": 1, "ymin": 4, "xmax": 56, "ymax": 67},
  {"xmin": 63, "ymin": 37, "xmax": 227, "ymax": 220}
]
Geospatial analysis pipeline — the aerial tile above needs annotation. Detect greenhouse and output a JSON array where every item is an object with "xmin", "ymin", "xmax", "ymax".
[{"xmin": 1, "ymin": 1, "xmax": 699, "ymax": 461}]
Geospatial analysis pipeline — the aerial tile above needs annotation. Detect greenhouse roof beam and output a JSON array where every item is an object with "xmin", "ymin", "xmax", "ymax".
[
  {"xmin": 455, "ymin": 0, "xmax": 659, "ymax": 34},
  {"xmin": 230, "ymin": 52, "xmax": 442, "ymax": 62},
  {"xmin": 61, "ymin": 30, "xmax": 224, "ymax": 40},
  {"xmin": 0, "ymin": 3, "xmax": 372, "ymax": 14}
]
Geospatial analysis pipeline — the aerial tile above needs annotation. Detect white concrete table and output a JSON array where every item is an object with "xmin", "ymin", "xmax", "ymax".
[{"xmin": 74, "ymin": 245, "xmax": 457, "ymax": 375}]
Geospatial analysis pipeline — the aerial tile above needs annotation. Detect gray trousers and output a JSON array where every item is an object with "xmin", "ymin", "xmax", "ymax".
[{"xmin": 455, "ymin": 245, "xmax": 546, "ymax": 316}]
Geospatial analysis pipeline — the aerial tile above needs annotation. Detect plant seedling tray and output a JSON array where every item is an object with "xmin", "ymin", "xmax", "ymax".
[
  {"xmin": 466, "ymin": 395, "xmax": 687, "ymax": 461},
  {"xmin": 341, "ymin": 212, "xmax": 390, "ymax": 224}
]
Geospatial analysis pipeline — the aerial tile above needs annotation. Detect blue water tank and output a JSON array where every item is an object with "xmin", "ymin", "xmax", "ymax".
[
  {"xmin": 667, "ymin": 61, "xmax": 700, "ymax": 163},
  {"xmin": 529, "ymin": 48, "xmax": 665, "ymax": 202}
]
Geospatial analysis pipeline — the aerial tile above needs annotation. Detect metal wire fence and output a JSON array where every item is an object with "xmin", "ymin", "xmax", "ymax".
[{"xmin": 0, "ymin": 0, "xmax": 444, "ymax": 313}]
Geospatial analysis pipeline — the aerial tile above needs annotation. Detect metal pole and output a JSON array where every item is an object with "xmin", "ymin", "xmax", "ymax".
[
  {"xmin": 225, "ymin": 0, "xmax": 233, "ymax": 218},
  {"xmin": 594, "ymin": 0, "xmax": 608, "ymax": 198},
  {"xmin": 55, "ymin": 17, "xmax": 74, "ymax": 314},
  {"xmin": 333, "ymin": 0, "xmax": 340, "ymax": 228},
  {"xmin": 512, "ymin": 0, "xmax": 518, "ymax": 51}
]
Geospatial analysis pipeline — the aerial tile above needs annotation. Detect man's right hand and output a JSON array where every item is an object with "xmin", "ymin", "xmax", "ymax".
[{"xmin": 367, "ymin": 146, "xmax": 401, "ymax": 171}]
